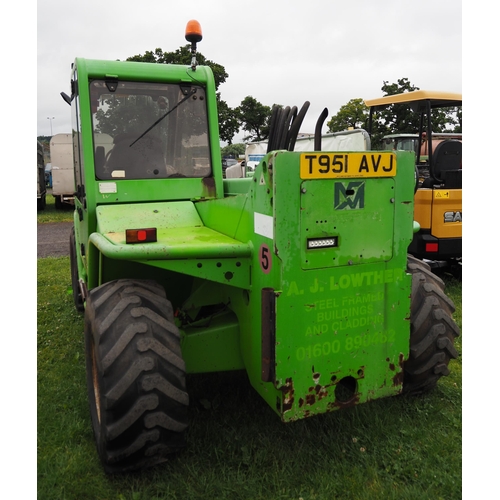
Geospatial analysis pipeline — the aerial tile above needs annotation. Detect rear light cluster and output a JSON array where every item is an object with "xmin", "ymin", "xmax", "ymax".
[
  {"xmin": 125, "ymin": 228, "xmax": 157, "ymax": 244},
  {"xmin": 425, "ymin": 242, "xmax": 438, "ymax": 253}
]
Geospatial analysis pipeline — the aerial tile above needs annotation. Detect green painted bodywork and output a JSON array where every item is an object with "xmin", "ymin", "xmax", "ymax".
[{"xmin": 71, "ymin": 57, "xmax": 416, "ymax": 422}]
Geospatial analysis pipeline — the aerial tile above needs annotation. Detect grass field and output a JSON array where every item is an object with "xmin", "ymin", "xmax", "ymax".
[
  {"xmin": 38, "ymin": 192, "xmax": 74, "ymax": 223},
  {"xmin": 37, "ymin": 254, "xmax": 462, "ymax": 500}
]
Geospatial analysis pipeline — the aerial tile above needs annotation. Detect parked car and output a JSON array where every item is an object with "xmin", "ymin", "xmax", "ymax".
[{"xmin": 222, "ymin": 158, "xmax": 238, "ymax": 168}]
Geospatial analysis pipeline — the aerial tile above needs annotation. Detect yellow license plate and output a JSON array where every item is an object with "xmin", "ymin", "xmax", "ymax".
[{"xmin": 300, "ymin": 152, "xmax": 396, "ymax": 179}]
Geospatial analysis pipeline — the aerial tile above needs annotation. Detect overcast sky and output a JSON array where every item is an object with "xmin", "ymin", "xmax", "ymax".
[{"xmin": 37, "ymin": 0, "xmax": 462, "ymax": 142}]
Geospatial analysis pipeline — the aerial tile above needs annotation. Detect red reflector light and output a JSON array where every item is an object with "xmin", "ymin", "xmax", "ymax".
[
  {"xmin": 425, "ymin": 242, "xmax": 439, "ymax": 252},
  {"xmin": 125, "ymin": 228, "xmax": 157, "ymax": 244}
]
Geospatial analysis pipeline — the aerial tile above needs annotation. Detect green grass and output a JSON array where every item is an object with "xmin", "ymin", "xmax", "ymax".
[
  {"xmin": 38, "ymin": 192, "xmax": 74, "ymax": 223},
  {"xmin": 37, "ymin": 258, "xmax": 461, "ymax": 500}
]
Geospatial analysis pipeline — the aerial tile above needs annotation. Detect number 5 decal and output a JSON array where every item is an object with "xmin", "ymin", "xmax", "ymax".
[{"xmin": 259, "ymin": 243, "xmax": 272, "ymax": 274}]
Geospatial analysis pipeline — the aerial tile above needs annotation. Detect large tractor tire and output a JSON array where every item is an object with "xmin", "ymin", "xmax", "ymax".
[
  {"xmin": 85, "ymin": 279, "xmax": 188, "ymax": 473},
  {"xmin": 404, "ymin": 255, "xmax": 460, "ymax": 394},
  {"xmin": 69, "ymin": 228, "xmax": 84, "ymax": 312}
]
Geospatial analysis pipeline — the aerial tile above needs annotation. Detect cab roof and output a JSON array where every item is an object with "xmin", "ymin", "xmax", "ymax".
[
  {"xmin": 364, "ymin": 90, "xmax": 462, "ymax": 111},
  {"xmin": 73, "ymin": 57, "xmax": 214, "ymax": 86}
]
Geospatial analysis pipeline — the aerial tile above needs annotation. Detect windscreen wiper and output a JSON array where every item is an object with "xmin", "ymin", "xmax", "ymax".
[{"xmin": 129, "ymin": 87, "xmax": 196, "ymax": 147}]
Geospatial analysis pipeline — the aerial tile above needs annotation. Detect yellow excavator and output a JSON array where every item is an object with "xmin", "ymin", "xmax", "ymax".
[{"xmin": 365, "ymin": 90, "xmax": 462, "ymax": 275}]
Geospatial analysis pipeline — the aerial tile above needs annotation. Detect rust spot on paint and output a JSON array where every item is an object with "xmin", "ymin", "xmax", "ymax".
[
  {"xmin": 201, "ymin": 177, "xmax": 216, "ymax": 197},
  {"xmin": 280, "ymin": 377, "xmax": 294, "ymax": 412},
  {"xmin": 392, "ymin": 353, "xmax": 405, "ymax": 387},
  {"xmin": 393, "ymin": 371, "xmax": 404, "ymax": 387},
  {"xmin": 305, "ymin": 394, "xmax": 315, "ymax": 405},
  {"xmin": 302, "ymin": 378, "xmax": 332, "ymax": 405}
]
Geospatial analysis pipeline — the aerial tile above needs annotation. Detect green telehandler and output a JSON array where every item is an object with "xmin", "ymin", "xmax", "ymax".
[{"xmin": 61, "ymin": 20, "xmax": 460, "ymax": 473}]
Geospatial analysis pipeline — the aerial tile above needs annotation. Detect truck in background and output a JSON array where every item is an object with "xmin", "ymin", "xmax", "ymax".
[
  {"xmin": 227, "ymin": 129, "xmax": 371, "ymax": 178},
  {"xmin": 365, "ymin": 90, "xmax": 462, "ymax": 272},
  {"xmin": 37, "ymin": 141, "xmax": 47, "ymax": 211},
  {"xmin": 50, "ymin": 133, "xmax": 75, "ymax": 209}
]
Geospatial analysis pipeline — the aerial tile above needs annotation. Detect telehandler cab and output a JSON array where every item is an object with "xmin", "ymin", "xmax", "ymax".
[
  {"xmin": 63, "ymin": 21, "xmax": 460, "ymax": 473},
  {"xmin": 365, "ymin": 90, "xmax": 462, "ymax": 272}
]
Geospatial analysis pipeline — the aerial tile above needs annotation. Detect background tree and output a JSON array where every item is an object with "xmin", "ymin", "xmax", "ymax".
[
  {"xmin": 127, "ymin": 46, "xmax": 240, "ymax": 144},
  {"xmin": 326, "ymin": 97, "xmax": 386, "ymax": 149},
  {"xmin": 452, "ymin": 108, "xmax": 462, "ymax": 132},
  {"xmin": 94, "ymin": 94, "xmax": 159, "ymax": 136},
  {"xmin": 326, "ymin": 98, "xmax": 368, "ymax": 133},
  {"xmin": 217, "ymin": 97, "xmax": 240, "ymax": 145},
  {"xmin": 221, "ymin": 143, "xmax": 245, "ymax": 159},
  {"xmin": 127, "ymin": 46, "xmax": 228, "ymax": 89},
  {"xmin": 237, "ymin": 96, "xmax": 272, "ymax": 142},
  {"xmin": 326, "ymin": 78, "xmax": 461, "ymax": 149},
  {"xmin": 376, "ymin": 79, "xmax": 420, "ymax": 135},
  {"xmin": 376, "ymin": 78, "xmax": 460, "ymax": 140}
]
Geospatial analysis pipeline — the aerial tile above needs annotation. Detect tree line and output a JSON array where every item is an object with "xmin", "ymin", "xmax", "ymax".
[
  {"xmin": 126, "ymin": 47, "xmax": 272, "ymax": 146},
  {"xmin": 326, "ymin": 78, "xmax": 461, "ymax": 149},
  {"xmin": 127, "ymin": 47, "xmax": 461, "ymax": 151},
  {"xmin": 38, "ymin": 47, "xmax": 460, "ymax": 156}
]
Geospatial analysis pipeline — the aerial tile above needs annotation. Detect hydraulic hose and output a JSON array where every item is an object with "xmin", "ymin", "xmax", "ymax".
[
  {"xmin": 314, "ymin": 108, "xmax": 328, "ymax": 151},
  {"xmin": 288, "ymin": 101, "xmax": 310, "ymax": 151},
  {"xmin": 267, "ymin": 101, "xmax": 310, "ymax": 153},
  {"xmin": 267, "ymin": 106, "xmax": 281, "ymax": 153}
]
